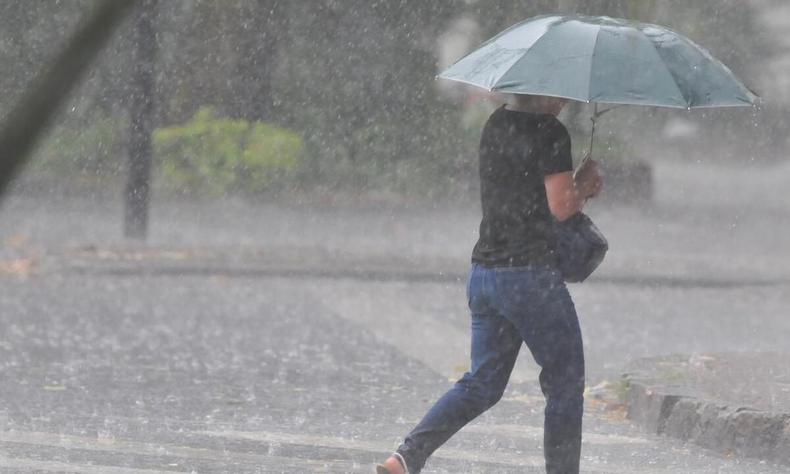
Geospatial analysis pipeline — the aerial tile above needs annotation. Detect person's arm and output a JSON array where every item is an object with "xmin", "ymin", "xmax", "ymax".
[{"xmin": 544, "ymin": 158, "xmax": 602, "ymax": 221}]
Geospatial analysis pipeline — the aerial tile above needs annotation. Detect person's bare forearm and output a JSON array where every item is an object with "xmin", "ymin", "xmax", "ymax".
[
  {"xmin": 545, "ymin": 161, "xmax": 602, "ymax": 221},
  {"xmin": 553, "ymin": 183, "xmax": 586, "ymax": 221}
]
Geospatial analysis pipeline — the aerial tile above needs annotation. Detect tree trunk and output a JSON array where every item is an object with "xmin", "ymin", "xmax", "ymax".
[{"xmin": 125, "ymin": 0, "xmax": 157, "ymax": 239}]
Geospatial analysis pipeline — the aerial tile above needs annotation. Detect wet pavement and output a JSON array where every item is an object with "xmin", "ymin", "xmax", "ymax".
[
  {"xmin": 1, "ymin": 160, "xmax": 789, "ymax": 472},
  {"xmin": 1, "ymin": 274, "xmax": 787, "ymax": 473}
]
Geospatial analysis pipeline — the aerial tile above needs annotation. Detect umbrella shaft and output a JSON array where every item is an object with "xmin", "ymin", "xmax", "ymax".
[{"xmin": 587, "ymin": 103, "xmax": 598, "ymax": 162}]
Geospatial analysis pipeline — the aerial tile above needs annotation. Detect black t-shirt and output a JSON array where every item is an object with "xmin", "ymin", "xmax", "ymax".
[{"xmin": 471, "ymin": 106, "xmax": 574, "ymax": 267}]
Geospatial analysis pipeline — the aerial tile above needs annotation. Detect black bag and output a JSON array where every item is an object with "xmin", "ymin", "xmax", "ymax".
[{"xmin": 554, "ymin": 212, "xmax": 608, "ymax": 282}]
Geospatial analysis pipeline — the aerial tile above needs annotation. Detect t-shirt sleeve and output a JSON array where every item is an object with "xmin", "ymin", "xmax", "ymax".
[{"xmin": 538, "ymin": 119, "xmax": 574, "ymax": 176}]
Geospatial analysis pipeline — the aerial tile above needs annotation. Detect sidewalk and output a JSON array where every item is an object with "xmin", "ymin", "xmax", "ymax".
[{"xmin": 623, "ymin": 352, "xmax": 790, "ymax": 467}]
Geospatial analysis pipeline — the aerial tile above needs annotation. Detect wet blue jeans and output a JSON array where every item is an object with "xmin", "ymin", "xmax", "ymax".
[{"xmin": 396, "ymin": 264, "xmax": 585, "ymax": 474}]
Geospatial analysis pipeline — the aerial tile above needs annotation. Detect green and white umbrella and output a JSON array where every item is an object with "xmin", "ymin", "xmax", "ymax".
[{"xmin": 439, "ymin": 14, "xmax": 758, "ymax": 109}]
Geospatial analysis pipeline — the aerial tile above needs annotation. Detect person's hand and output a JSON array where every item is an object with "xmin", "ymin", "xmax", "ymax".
[{"xmin": 574, "ymin": 158, "xmax": 603, "ymax": 199}]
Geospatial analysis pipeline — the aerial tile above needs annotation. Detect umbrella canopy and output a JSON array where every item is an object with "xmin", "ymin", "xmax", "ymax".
[{"xmin": 439, "ymin": 15, "xmax": 758, "ymax": 109}]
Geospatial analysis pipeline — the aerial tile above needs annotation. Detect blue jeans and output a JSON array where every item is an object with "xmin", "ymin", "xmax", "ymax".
[{"xmin": 396, "ymin": 264, "xmax": 585, "ymax": 473}]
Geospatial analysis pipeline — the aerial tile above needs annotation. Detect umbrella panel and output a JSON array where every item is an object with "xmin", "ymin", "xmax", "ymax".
[
  {"xmin": 588, "ymin": 25, "xmax": 687, "ymax": 107},
  {"xmin": 440, "ymin": 16, "xmax": 557, "ymax": 91},
  {"xmin": 641, "ymin": 26, "xmax": 756, "ymax": 107},
  {"xmin": 494, "ymin": 19, "xmax": 599, "ymax": 100}
]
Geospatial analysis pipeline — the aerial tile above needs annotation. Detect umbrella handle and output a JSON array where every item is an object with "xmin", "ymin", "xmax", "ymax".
[
  {"xmin": 579, "ymin": 102, "xmax": 619, "ymax": 199},
  {"xmin": 585, "ymin": 103, "xmax": 619, "ymax": 163},
  {"xmin": 581, "ymin": 103, "xmax": 600, "ymax": 173}
]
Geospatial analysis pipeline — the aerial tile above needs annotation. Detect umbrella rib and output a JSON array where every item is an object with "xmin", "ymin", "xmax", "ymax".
[
  {"xmin": 636, "ymin": 26, "xmax": 691, "ymax": 107},
  {"xmin": 660, "ymin": 30, "xmax": 757, "ymax": 106},
  {"xmin": 490, "ymin": 20, "xmax": 567, "ymax": 93},
  {"xmin": 586, "ymin": 24, "xmax": 604, "ymax": 103},
  {"xmin": 490, "ymin": 19, "xmax": 599, "ymax": 101}
]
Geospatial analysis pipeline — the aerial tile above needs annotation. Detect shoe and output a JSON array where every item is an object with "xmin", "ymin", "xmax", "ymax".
[{"xmin": 375, "ymin": 453, "xmax": 408, "ymax": 474}]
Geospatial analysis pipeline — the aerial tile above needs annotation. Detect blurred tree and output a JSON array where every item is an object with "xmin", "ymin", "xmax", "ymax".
[
  {"xmin": 557, "ymin": 0, "xmax": 577, "ymax": 13},
  {"xmin": 228, "ymin": 0, "xmax": 281, "ymax": 122},
  {"xmin": 275, "ymin": 0, "xmax": 465, "ymax": 192},
  {"xmin": 467, "ymin": 0, "xmax": 557, "ymax": 38},
  {"xmin": 0, "ymin": 0, "xmax": 137, "ymax": 198},
  {"xmin": 0, "ymin": 1, "xmax": 87, "ymax": 116},
  {"xmin": 1, "ymin": 0, "xmax": 781, "ymax": 205},
  {"xmin": 151, "ymin": 1, "xmax": 286, "ymax": 126}
]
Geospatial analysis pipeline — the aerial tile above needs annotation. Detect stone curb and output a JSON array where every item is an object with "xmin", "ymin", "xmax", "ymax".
[
  {"xmin": 623, "ymin": 376, "xmax": 790, "ymax": 466},
  {"xmin": 20, "ymin": 247, "xmax": 789, "ymax": 290}
]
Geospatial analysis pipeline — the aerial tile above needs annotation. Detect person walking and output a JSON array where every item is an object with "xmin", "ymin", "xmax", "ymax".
[{"xmin": 377, "ymin": 93, "xmax": 603, "ymax": 474}]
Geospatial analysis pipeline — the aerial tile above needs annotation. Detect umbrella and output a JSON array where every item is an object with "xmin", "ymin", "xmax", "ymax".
[{"xmin": 438, "ymin": 14, "xmax": 759, "ymax": 154}]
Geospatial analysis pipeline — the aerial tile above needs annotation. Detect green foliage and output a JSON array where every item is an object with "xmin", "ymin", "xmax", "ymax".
[
  {"xmin": 274, "ymin": 0, "xmax": 465, "ymax": 195},
  {"xmin": 30, "ymin": 112, "xmax": 127, "ymax": 179},
  {"xmin": 153, "ymin": 107, "xmax": 303, "ymax": 195},
  {"xmin": 612, "ymin": 377, "xmax": 631, "ymax": 402}
]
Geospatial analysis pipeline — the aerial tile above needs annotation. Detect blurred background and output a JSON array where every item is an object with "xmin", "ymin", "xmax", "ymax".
[{"xmin": 1, "ymin": 0, "xmax": 786, "ymax": 210}]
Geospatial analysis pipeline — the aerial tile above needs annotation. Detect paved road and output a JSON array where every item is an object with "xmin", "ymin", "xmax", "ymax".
[
  {"xmin": 1, "ymin": 161, "xmax": 789, "ymax": 472},
  {"xmin": 0, "ymin": 273, "xmax": 786, "ymax": 473}
]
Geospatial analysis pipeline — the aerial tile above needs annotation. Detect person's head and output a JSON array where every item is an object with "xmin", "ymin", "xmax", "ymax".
[{"xmin": 508, "ymin": 94, "xmax": 569, "ymax": 116}]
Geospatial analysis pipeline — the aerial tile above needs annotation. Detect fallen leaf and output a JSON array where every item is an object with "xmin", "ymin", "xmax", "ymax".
[
  {"xmin": 5, "ymin": 234, "xmax": 29, "ymax": 249},
  {"xmin": 0, "ymin": 258, "xmax": 35, "ymax": 276}
]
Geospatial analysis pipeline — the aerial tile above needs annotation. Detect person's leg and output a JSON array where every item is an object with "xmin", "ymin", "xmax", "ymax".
[
  {"xmin": 495, "ymin": 269, "xmax": 585, "ymax": 474},
  {"xmin": 393, "ymin": 267, "xmax": 522, "ymax": 473},
  {"xmin": 395, "ymin": 312, "xmax": 521, "ymax": 472},
  {"xmin": 534, "ymin": 291, "xmax": 585, "ymax": 474}
]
